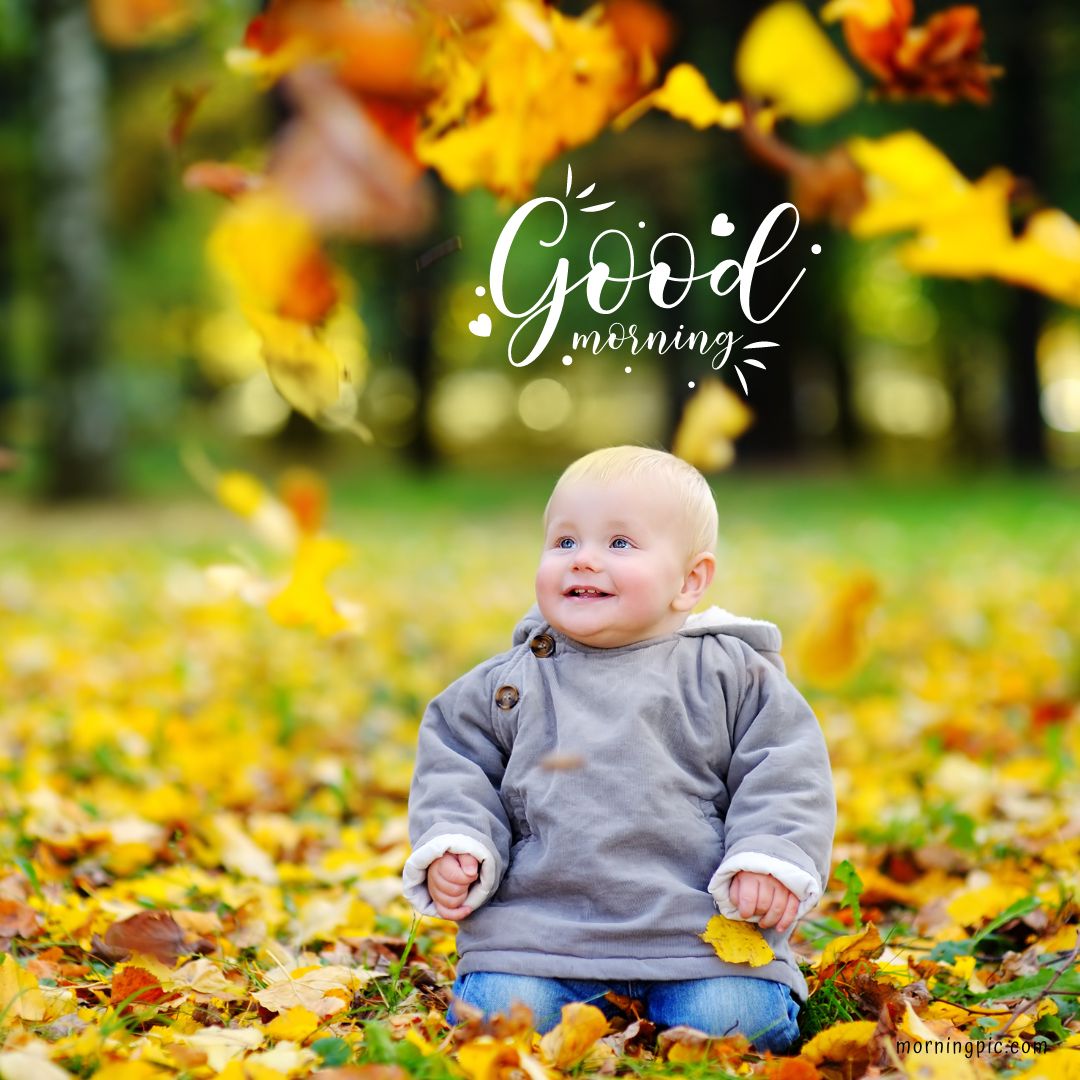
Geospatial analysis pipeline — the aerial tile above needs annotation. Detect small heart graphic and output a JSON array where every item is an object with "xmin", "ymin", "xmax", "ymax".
[
  {"xmin": 469, "ymin": 313, "xmax": 492, "ymax": 338},
  {"xmin": 711, "ymin": 213, "xmax": 735, "ymax": 237}
]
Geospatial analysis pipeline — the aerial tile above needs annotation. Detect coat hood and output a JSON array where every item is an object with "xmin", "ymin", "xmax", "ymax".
[{"xmin": 511, "ymin": 604, "xmax": 785, "ymax": 672}]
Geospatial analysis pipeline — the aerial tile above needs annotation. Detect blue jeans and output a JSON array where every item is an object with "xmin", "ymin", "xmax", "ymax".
[{"xmin": 447, "ymin": 971, "xmax": 801, "ymax": 1053}]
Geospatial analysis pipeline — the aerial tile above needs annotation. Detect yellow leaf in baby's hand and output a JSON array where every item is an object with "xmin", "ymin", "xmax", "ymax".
[
  {"xmin": 539, "ymin": 1002, "xmax": 611, "ymax": 1069},
  {"xmin": 700, "ymin": 915, "xmax": 775, "ymax": 967}
]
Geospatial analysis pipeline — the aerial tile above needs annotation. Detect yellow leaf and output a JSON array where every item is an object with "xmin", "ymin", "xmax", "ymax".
[
  {"xmin": 163, "ymin": 958, "xmax": 244, "ymax": 1002},
  {"xmin": 417, "ymin": 1, "xmax": 635, "ymax": 199},
  {"xmin": 898, "ymin": 171, "xmax": 1015, "ymax": 278},
  {"xmin": 699, "ymin": 915, "xmax": 775, "ymax": 967},
  {"xmin": 207, "ymin": 189, "xmax": 330, "ymax": 320},
  {"xmin": 217, "ymin": 471, "xmax": 269, "ymax": 519},
  {"xmin": 672, "ymin": 379, "xmax": 753, "ymax": 473},
  {"xmin": 90, "ymin": 1063, "xmax": 169, "ymax": 1080},
  {"xmin": 267, "ymin": 535, "xmax": 353, "ymax": 637},
  {"xmin": 245, "ymin": 310, "xmax": 349, "ymax": 422},
  {"xmin": 252, "ymin": 964, "xmax": 372, "ymax": 1019},
  {"xmin": 848, "ymin": 131, "xmax": 975, "ymax": 235},
  {"xmin": 994, "ymin": 209, "xmax": 1080, "ymax": 306},
  {"xmin": 946, "ymin": 883, "xmax": 1030, "ymax": 928},
  {"xmin": 820, "ymin": 0, "xmax": 894, "ymax": 27},
  {"xmin": 539, "ymin": 1002, "xmax": 610, "ymax": 1069},
  {"xmin": 1020, "ymin": 1047, "xmax": 1080, "ymax": 1079},
  {"xmin": 0, "ymin": 953, "xmax": 47, "ymax": 1022},
  {"xmin": 645, "ymin": 64, "xmax": 745, "ymax": 130},
  {"xmin": 819, "ymin": 921, "xmax": 884, "ymax": 969},
  {"xmin": 0, "ymin": 1047, "xmax": 74, "ymax": 1080},
  {"xmin": 736, "ymin": 1, "xmax": 860, "ymax": 123},
  {"xmin": 796, "ymin": 572, "xmax": 879, "ymax": 686},
  {"xmin": 799, "ymin": 1019, "xmax": 877, "ymax": 1063},
  {"xmin": 262, "ymin": 1005, "xmax": 322, "ymax": 1043},
  {"xmin": 457, "ymin": 1036, "xmax": 548, "ymax": 1080}
]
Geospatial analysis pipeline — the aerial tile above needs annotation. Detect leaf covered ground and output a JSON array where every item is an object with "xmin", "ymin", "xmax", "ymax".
[{"xmin": 1, "ymin": 476, "xmax": 1079, "ymax": 1079}]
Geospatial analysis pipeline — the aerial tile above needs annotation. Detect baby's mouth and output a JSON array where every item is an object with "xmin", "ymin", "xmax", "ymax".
[{"xmin": 563, "ymin": 587, "xmax": 613, "ymax": 599}]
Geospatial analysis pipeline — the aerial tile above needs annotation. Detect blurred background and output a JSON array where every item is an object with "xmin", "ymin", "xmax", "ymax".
[
  {"xmin": 1, "ymin": 9, "xmax": 1078, "ymax": 1059},
  {"xmin": 1, "ymin": 0, "xmax": 1080, "ymax": 505}
]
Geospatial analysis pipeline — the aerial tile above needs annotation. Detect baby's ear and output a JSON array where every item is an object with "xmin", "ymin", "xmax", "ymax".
[{"xmin": 674, "ymin": 551, "xmax": 715, "ymax": 610}]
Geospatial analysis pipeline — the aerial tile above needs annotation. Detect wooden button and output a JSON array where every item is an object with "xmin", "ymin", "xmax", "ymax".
[
  {"xmin": 495, "ymin": 685, "xmax": 520, "ymax": 710},
  {"xmin": 530, "ymin": 633, "xmax": 555, "ymax": 658}
]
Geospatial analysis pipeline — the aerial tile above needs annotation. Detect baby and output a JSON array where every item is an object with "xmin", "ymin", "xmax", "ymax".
[{"xmin": 403, "ymin": 446, "xmax": 835, "ymax": 1052}]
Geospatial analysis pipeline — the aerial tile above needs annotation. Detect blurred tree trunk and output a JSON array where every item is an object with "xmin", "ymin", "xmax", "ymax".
[
  {"xmin": 998, "ymin": 0, "xmax": 1048, "ymax": 466},
  {"xmin": 399, "ymin": 184, "xmax": 451, "ymax": 469},
  {"xmin": 35, "ymin": 0, "xmax": 119, "ymax": 498}
]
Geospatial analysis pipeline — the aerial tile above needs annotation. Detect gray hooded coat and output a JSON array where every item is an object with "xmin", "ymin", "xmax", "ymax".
[{"xmin": 403, "ymin": 605, "xmax": 836, "ymax": 1002}]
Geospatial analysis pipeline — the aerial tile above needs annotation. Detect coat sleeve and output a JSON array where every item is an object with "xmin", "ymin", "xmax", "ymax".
[
  {"xmin": 402, "ymin": 660, "xmax": 514, "ymax": 917},
  {"xmin": 707, "ymin": 639, "xmax": 836, "ymax": 924}
]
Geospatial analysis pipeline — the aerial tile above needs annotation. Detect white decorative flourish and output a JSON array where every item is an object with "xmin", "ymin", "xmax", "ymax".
[
  {"xmin": 716, "ymin": 340, "xmax": 778, "ymax": 396},
  {"xmin": 566, "ymin": 165, "xmax": 614, "ymax": 213}
]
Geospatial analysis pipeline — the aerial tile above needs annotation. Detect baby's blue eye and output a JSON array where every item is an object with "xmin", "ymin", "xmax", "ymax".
[
  {"xmin": 557, "ymin": 537, "xmax": 576, "ymax": 549},
  {"xmin": 611, "ymin": 537, "xmax": 630, "ymax": 549}
]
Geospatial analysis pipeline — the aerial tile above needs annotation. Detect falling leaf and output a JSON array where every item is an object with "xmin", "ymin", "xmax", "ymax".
[
  {"xmin": 417, "ymin": 0, "xmax": 654, "ymax": 198},
  {"xmin": 269, "ymin": 66, "xmax": 435, "ymax": 242},
  {"xmin": 90, "ymin": 0, "xmax": 196, "ymax": 47},
  {"xmin": 207, "ymin": 188, "xmax": 339, "ymax": 325},
  {"xmin": 824, "ymin": 0, "xmax": 1001, "ymax": 104},
  {"xmin": 735, "ymin": 2, "xmax": 861, "ymax": 123},
  {"xmin": 267, "ymin": 535, "xmax": 354, "ymax": 636},
  {"xmin": 993, "ymin": 209, "xmax": 1080, "ymax": 306},
  {"xmin": 796, "ymin": 571, "xmax": 879, "ymax": 686},
  {"xmin": 700, "ymin": 915, "xmax": 775, "ymax": 966},
  {"xmin": 619, "ymin": 63, "xmax": 744, "ymax": 131},
  {"xmin": 672, "ymin": 379, "xmax": 754, "ymax": 472}
]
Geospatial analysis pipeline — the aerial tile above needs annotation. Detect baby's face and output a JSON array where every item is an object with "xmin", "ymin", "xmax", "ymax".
[{"xmin": 536, "ymin": 477, "xmax": 697, "ymax": 649}]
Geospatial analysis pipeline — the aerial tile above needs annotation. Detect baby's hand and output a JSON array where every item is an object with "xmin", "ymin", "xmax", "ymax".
[
  {"xmin": 730, "ymin": 870, "xmax": 799, "ymax": 933},
  {"xmin": 427, "ymin": 853, "xmax": 480, "ymax": 920}
]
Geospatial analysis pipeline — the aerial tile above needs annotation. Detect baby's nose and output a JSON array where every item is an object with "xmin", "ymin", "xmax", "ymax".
[{"xmin": 572, "ymin": 547, "xmax": 601, "ymax": 570}]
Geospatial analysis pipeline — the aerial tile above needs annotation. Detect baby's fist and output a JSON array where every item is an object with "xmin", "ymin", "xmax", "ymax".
[
  {"xmin": 427, "ymin": 852, "xmax": 480, "ymax": 920},
  {"xmin": 730, "ymin": 870, "xmax": 799, "ymax": 933}
]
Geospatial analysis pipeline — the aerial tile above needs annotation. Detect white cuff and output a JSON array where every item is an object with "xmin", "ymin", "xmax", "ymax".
[
  {"xmin": 401, "ymin": 834, "xmax": 499, "ymax": 916},
  {"xmin": 708, "ymin": 852, "xmax": 822, "ymax": 923}
]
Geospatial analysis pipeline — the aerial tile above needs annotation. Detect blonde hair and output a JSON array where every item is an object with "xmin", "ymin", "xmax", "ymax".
[{"xmin": 544, "ymin": 446, "xmax": 718, "ymax": 558}]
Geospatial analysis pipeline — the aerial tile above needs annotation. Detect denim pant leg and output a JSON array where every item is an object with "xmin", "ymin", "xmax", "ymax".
[
  {"xmin": 644, "ymin": 976, "xmax": 801, "ymax": 1053},
  {"xmin": 448, "ymin": 971, "xmax": 626, "ymax": 1034}
]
